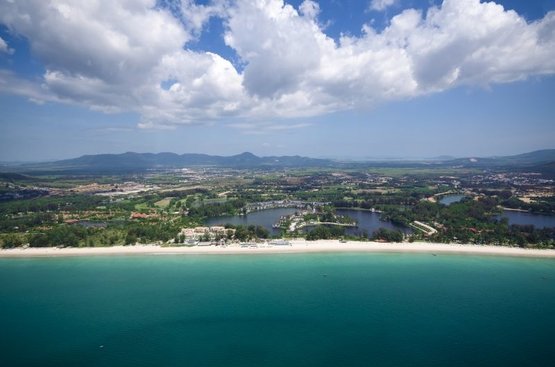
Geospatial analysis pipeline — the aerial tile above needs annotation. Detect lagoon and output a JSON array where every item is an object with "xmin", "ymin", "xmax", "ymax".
[
  {"xmin": 205, "ymin": 208, "xmax": 411, "ymax": 236},
  {"xmin": 502, "ymin": 210, "xmax": 555, "ymax": 228},
  {"xmin": 439, "ymin": 194, "xmax": 466, "ymax": 205},
  {"xmin": 335, "ymin": 208, "xmax": 412, "ymax": 236},
  {"xmin": 205, "ymin": 207, "xmax": 298, "ymax": 235}
]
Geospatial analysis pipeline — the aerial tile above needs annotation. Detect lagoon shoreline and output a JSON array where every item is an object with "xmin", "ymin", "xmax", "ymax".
[{"xmin": 1, "ymin": 240, "xmax": 555, "ymax": 258}]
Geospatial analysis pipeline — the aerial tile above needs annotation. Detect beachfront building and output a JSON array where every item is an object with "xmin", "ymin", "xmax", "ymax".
[
  {"xmin": 269, "ymin": 239, "xmax": 291, "ymax": 246},
  {"xmin": 178, "ymin": 226, "xmax": 235, "ymax": 241}
]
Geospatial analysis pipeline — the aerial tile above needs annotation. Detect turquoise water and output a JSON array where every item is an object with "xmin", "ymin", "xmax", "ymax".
[{"xmin": 1, "ymin": 254, "xmax": 555, "ymax": 367}]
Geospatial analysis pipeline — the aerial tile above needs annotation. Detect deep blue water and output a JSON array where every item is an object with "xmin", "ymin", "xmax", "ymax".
[
  {"xmin": 439, "ymin": 194, "xmax": 466, "ymax": 205},
  {"xmin": 336, "ymin": 209, "xmax": 412, "ymax": 236},
  {"xmin": 205, "ymin": 208, "xmax": 411, "ymax": 236},
  {"xmin": 1, "ymin": 254, "xmax": 555, "ymax": 367},
  {"xmin": 205, "ymin": 207, "xmax": 299, "ymax": 234},
  {"xmin": 502, "ymin": 210, "xmax": 555, "ymax": 228}
]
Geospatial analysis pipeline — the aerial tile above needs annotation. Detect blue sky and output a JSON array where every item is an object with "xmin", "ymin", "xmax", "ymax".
[{"xmin": 1, "ymin": 0, "xmax": 555, "ymax": 161}]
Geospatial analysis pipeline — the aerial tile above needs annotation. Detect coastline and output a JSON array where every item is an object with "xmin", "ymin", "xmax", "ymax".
[{"xmin": 1, "ymin": 240, "xmax": 555, "ymax": 258}]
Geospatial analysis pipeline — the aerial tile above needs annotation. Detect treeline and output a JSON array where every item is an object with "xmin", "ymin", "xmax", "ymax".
[
  {"xmin": 1, "ymin": 221, "xmax": 183, "ymax": 248},
  {"xmin": 0, "ymin": 212, "xmax": 57, "ymax": 232},
  {"xmin": 25, "ymin": 225, "xmax": 123, "ymax": 248},
  {"xmin": 500, "ymin": 197, "xmax": 555, "ymax": 215},
  {"xmin": 296, "ymin": 187, "xmax": 352, "ymax": 203},
  {"xmin": 124, "ymin": 222, "xmax": 180, "ymax": 244},
  {"xmin": 229, "ymin": 224, "xmax": 270, "ymax": 241},
  {"xmin": 332, "ymin": 193, "xmax": 421, "ymax": 209},
  {"xmin": 234, "ymin": 189, "xmax": 286, "ymax": 203},
  {"xmin": 306, "ymin": 225, "xmax": 345, "ymax": 240},
  {"xmin": 380, "ymin": 197, "xmax": 499, "ymax": 227},
  {"xmin": 371, "ymin": 228, "xmax": 404, "ymax": 242},
  {"xmin": 188, "ymin": 199, "xmax": 245, "ymax": 218},
  {"xmin": 28, "ymin": 225, "xmax": 92, "ymax": 247},
  {"xmin": 304, "ymin": 225, "xmax": 404, "ymax": 242},
  {"xmin": 0, "ymin": 195, "xmax": 105, "ymax": 215}
]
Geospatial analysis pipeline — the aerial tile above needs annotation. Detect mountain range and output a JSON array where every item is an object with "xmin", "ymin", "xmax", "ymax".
[
  {"xmin": 448, "ymin": 149, "xmax": 555, "ymax": 167},
  {"xmin": 10, "ymin": 152, "xmax": 332, "ymax": 172},
  {"xmin": 2, "ymin": 149, "xmax": 555, "ymax": 174}
]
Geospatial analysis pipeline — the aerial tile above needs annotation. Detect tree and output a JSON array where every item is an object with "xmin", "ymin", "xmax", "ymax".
[
  {"xmin": 234, "ymin": 226, "xmax": 249, "ymax": 241},
  {"xmin": 125, "ymin": 233, "xmax": 137, "ymax": 245},
  {"xmin": 29, "ymin": 233, "xmax": 49, "ymax": 247},
  {"xmin": 254, "ymin": 225, "xmax": 269, "ymax": 239},
  {"xmin": 1, "ymin": 234, "xmax": 23, "ymax": 249},
  {"xmin": 306, "ymin": 225, "xmax": 345, "ymax": 240},
  {"xmin": 372, "ymin": 228, "xmax": 404, "ymax": 242}
]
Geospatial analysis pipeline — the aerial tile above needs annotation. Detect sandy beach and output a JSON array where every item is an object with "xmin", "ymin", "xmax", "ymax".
[{"xmin": 1, "ymin": 240, "xmax": 555, "ymax": 258}]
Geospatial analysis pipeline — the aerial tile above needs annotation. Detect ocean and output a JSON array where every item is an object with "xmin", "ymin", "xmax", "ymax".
[{"xmin": 1, "ymin": 253, "xmax": 554, "ymax": 367}]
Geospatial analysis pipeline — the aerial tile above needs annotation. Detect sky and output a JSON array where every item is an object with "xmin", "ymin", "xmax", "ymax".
[{"xmin": 1, "ymin": 0, "xmax": 555, "ymax": 161}]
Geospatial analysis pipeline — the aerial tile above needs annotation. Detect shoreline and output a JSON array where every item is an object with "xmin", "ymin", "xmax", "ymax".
[
  {"xmin": 1, "ymin": 240, "xmax": 555, "ymax": 258},
  {"xmin": 500, "ymin": 206, "xmax": 530, "ymax": 213}
]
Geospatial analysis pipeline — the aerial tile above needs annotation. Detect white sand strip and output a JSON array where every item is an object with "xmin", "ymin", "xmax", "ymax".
[{"xmin": 1, "ymin": 240, "xmax": 555, "ymax": 258}]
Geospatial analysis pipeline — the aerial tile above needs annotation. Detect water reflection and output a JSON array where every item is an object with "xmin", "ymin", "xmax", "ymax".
[{"xmin": 206, "ymin": 208, "xmax": 412, "ymax": 237}]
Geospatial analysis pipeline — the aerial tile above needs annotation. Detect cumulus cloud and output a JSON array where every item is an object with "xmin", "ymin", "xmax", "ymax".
[
  {"xmin": 0, "ymin": 0, "xmax": 246, "ymax": 126},
  {"xmin": 0, "ymin": 0, "xmax": 555, "ymax": 128},
  {"xmin": 299, "ymin": 0, "xmax": 320, "ymax": 19},
  {"xmin": 369, "ymin": 0, "xmax": 398, "ymax": 12},
  {"xmin": 224, "ymin": 0, "xmax": 324, "ymax": 99},
  {"xmin": 225, "ymin": 0, "xmax": 555, "ymax": 115}
]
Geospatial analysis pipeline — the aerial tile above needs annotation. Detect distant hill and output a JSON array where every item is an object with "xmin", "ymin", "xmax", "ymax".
[
  {"xmin": 0, "ymin": 172, "xmax": 36, "ymax": 181},
  {"xmin": 530, "ymin": 161, "xmax": 555, "ymax": 178},
  {"xmin": 446, "ymin": 149, "xmax": 555, "ymax": 168},
  {"xmin": 504, "ymin": 149, "xmax": 555, "ymax": 165},
  {"xmin": 2, "ymin": 149, "xmax": 554, "ymax": 174},
  {"xmin": 12, "ymin": 152, "xmax": 334, "ymax": 173}
]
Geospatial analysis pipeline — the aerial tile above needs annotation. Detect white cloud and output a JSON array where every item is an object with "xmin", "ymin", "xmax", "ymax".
[
  {"xmin": 0, "ymin": 0, "xmax": 554, "ymax": 129},
  {"xmin": 225, "ymin": 0, "xmax": 555, "ymax": 114},
  {"xmin": 299, "ymin": 0, "xmax": 320, "ymax": 19},
  {"xmin": 0, "ymin": 0, "xmax": 188, "ymax": 85},
  {"xmin": 224, "ymin": 0, "xmax": 325, "ymax": 99},
  {"xmin": 0, "ymin": 0, "xmax": 246, "ymax": 126},
  {"xmin": 160, "ymin": 0, "xmax": 228, "ymax": 36},
  {"xmin": 0, "ymin": 35, "xmax": 14, "ymax": 54},
  {"xmin": 369, "ymin": 0, "xmax": 398, "ymax": 12}
]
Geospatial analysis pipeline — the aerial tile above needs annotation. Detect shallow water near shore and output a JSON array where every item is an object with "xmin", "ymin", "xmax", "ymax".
[{"xmin": 1, "ymin": 254, "xmax": 555, "ymax": 367}]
